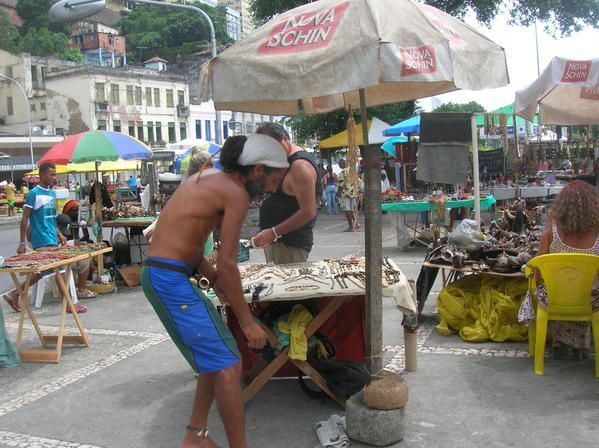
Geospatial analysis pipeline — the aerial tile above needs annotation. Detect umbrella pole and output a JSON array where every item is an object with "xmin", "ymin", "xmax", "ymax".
[
  {"xmin": 360, "ymin": 89, "xmax": 383, "ymax": 378},
  {"xmin": 471, "ymin": 116, "xmax": 482, "ymax": 229},
  {"xmin": 95, "ymin": 161, "xmax": 103, "ymax": 243}
]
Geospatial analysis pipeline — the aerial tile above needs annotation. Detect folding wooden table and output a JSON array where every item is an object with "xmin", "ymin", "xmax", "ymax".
[
  {"xmin": 2, "ymin": 247, "xmax": 112, "ymax": 363},
  {"xmin": 223, "ymin": 260, "xmax": 415, "ymax": 408}
]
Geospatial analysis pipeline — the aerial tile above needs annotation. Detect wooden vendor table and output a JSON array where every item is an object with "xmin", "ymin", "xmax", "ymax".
[
  {"xmin": 1, "ymin": 246, "xmax": 112, "ymax": 363},
  {"xmin": 382, "ymin": 195, "xmax": 497, "ymax": 249},
  {"xmin": 219, "ymin": 259, "xmax": 416, "ymax": 408},
  {"xmin": 103, "ymin": 218, "xmax": 155, "ymax": 263},
  {"xmin": 422, "ymin": 261, "xmax": 524, "ymax": 288}
]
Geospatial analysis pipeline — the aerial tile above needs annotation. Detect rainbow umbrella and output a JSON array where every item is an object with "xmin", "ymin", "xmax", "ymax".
[
  {"xmin": 179, "ymin": 141, "xmax": 223, "ymax": 171},
  {"xmin": 38, "ymin": 131, "xmax": 151, "ymax": 165}
]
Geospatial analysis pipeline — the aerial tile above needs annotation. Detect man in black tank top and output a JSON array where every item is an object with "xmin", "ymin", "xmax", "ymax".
[{"xmin": 253, "ymin": 123, "xmax": 322, "ymax": 263}]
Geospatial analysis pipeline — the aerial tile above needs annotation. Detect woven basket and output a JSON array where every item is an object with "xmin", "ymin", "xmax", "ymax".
[
  {"xmin": 363, "ymin": 370, "xmax": 408, "ymax": 410},
  {"xmin": 88, "ymin": 281, "xmax": 117, "ymax": 294}
]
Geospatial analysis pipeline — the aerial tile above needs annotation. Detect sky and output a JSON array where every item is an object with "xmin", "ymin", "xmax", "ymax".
[{"xmin": 418, "ymin": 11, "xmax": 599, "ymax": 112}]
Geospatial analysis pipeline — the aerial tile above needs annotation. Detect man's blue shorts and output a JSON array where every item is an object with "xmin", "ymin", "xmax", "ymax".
[{"xmin": 141, "ymin": 257, "xmax": 240, "ymax": 374}]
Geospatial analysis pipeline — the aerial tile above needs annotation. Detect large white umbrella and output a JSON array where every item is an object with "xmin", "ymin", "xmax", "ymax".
[
  {"xmin": 199, "ymin": 0, "xmax": 509, "ymax": 375},
  {"xmin": 515, "ymin": 56, "xmax": 599, "ymax": 125}
]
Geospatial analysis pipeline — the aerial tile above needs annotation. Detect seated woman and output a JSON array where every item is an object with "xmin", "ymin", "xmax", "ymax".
[{"xmin": 518, "ymin": 181, "xmax": 599, "ymax": 359}]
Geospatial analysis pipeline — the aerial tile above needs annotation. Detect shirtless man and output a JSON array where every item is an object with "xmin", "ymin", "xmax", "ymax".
[
  {"xmin": 141, "ymin": 134, "xmax": 288, "ymax": 448},
  {"xmin": 253, "ymin": 123, "xmax": 321, "ymax": 263}
]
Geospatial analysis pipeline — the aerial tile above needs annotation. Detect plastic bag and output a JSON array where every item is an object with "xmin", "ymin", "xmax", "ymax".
[{"xmin": 448, "ymin": 219, "xmax": 487, "ymax": 251}]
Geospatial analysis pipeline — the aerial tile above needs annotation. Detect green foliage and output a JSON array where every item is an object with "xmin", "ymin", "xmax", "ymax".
[
  {"xmin": 18, "ymin": 28, "xmax": 70, "ymax": 58},
  {"xmin": 60, "ymin": 48, "xmax": 85, "ymax": 63},
  {"xmin": 15, "ymin": 0, "xmax": 68, "ymax": 34},
  {"xmin": 119, "ymin": 2, "xmax": 233, "ymax": 63},
  {"xmin": 284, "ymin": 102, "xmax": 417, "ymax": 145},
  {"xmin": 0, "ymin": 8, "xmax": 20, "ymax": 53},
  {"xmin": 250, "ymin": 0, "xmax": 599, "ymax": 36},
  {"xmin": 433, "ymin": 101, "xmax": 486, "ymax": 113}
]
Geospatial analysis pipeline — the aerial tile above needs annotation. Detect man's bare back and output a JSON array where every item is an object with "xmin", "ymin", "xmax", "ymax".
[{"xmin": 150, "ymin": 168, "xmax": 249, "ymax": 268}]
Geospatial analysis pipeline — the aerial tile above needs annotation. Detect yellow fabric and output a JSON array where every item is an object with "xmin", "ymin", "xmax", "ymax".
[
  {"xmin": 436, "ymin": 275, "xmax": 529, "ymax": 342},
  {"xmin": 5, "ymin": 184, "xmax": 14, "ymax": 201},
  {"xmin": 26, "ymin": 160, "xmax": 141, "ymax": 175},
  {"xmin": 319, "ymin": 120, "xmax": 372, "ymax": 148},
  {"xmin": 277, "ymin": 304, "xmax": 313, "ymax": 361}
]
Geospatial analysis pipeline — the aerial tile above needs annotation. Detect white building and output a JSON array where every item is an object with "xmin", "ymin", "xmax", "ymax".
[
  {"xmin": 43, "ymin": 65, "xmax": 191, "ymax": 147},
  {"xmin": 188, "ymin": 101, "xmax": 290, "ymax": 144}
]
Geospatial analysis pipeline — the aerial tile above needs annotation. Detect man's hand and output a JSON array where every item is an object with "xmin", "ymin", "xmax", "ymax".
[
  {"xmin": 16, "ymin": 242, "xmax": 26, "ymax": 255},
  {"xmin": 240, "ymin": 319, "xmax": 266, "ymax": 350},
  {"xmin": 58, "ymin": 233, "xmax": 67, "ymax": 246},
  {"xmin": 252, "ymin": 228, "xmax": 277, "ymax": 248}
]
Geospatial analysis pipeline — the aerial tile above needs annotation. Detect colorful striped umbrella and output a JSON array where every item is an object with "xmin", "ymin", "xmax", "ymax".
[{"xmin": 38, "ymin": 131, "xmax": 151, "ymax": 165}]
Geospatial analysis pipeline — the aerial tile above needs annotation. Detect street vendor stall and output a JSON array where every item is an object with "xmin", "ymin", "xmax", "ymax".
[
  {"xmin": 0, "ymin": 243, "xmax": 111, "ymax": 363},
  {"xmin": 214, "ymin": 258, "xmax": 415, "ymax": 407},
  {"xmin": 103, "ymin": 217, "xmax": 157, "ymax": 264},
  {"xmin": 382, "ymin": 195, "xmax": 497, "ymax": 249}
]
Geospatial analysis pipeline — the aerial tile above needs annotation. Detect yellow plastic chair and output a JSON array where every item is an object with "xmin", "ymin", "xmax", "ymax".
[{"xmin": 524, "ymin": 253, "xmax": 599, "ymax": 377}]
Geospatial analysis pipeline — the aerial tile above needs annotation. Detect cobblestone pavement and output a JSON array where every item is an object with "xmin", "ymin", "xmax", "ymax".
[{"xmin": 1, "ymin": 213, "xmax": 597, "ymax": 448}]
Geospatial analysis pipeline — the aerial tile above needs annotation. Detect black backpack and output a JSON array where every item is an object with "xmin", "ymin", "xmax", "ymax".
[{"xmin": 299, "ymin": 335, "xmax": 370, "ymax": 400}]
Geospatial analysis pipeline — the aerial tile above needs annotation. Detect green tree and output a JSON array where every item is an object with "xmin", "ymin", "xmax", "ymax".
[
  {"xmin": 433, "ymin": 101, "xmax": 486, "ymax": 113},
  {"xmin": 16, "ymin": 0, "xmax": 68, "ymax": 34},
  {"xmin": 284, "ymin": 102, "xmax": 417, "ymax": 145},
  {"xmin": 18, "ymin": 28, "xmax": 70, "ymax": 57},
  {"xmin": 119, "ymin": 2, "xmax": 233, "ymax": 63},
  {"xmin": 0, "ymin": 9, "xmax": 20, "ymax": 53},
  {"xmin": 60, "ymin": 48, "xmax": 85, "ymax": 63},
  {"xmin": 250, "ymin": 0, "xmax": 599, "ymax": 36}
]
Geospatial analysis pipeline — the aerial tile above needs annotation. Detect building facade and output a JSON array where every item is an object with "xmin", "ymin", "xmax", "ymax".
[
  {"xmin": 44, "ymin": 65, "xmax": 191, "ymax": 147},
  {"xmin": 70, "ymin": 21, "xmax": 127, "ymax": 68},
  {"xmin": 218, "ymin": 0, "xmax": 254, "ymax": 36}
]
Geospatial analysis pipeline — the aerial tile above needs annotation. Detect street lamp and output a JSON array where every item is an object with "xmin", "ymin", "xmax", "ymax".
[
  {"xmin": 0, "ymin": 73, "xmax": 35, "ymax": 169},
  {"xmin": 50, "ymin": 0, "xmax": 223, "ymax": 144}
]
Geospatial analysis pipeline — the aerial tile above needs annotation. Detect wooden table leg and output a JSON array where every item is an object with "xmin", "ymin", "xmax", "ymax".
[
  {"xmin": 10, "ymin": 272, "xmax": 46, "ymax": 348},
  {"xmin": 241, "ymin": 296, "xmax": 350, "ymax": 404},
  {"xmin": 51, "ymin": 266, "xmax": 90, "ymax": 347},
  {"xmin": 292, "ymin": 360, "xmax": 346, "ymax": 408}
]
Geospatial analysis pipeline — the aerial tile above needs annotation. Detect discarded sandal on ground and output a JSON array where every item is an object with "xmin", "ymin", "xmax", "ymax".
[
  {"xmin": 67, "ymin": 304, "xmax": 87, "ymax": 314},
  {"xmin": 2, "ymin": 293, "xmax": 20, "ymax": 313},
  {"xmin": 77, "ymin": 289, "xmax": 97, "ymax": 299}
]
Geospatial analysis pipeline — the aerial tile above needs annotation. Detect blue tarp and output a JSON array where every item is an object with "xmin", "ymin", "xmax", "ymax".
[{"xmin": 383, "ymin": 116, "xmax": 420, "ymax": 136}]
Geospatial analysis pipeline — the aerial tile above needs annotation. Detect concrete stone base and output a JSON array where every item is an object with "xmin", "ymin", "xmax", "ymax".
[{"xmin": 346, "ymin": 391, "xmax": 406, "ymax": 446}]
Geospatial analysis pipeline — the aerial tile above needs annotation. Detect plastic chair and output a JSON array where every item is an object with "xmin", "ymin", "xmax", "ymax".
[
  {"xmin": 30, "ymin": 270, "xmax": 78, "ymax": 308},
  {"xmin": 524, "ymin": 253, "xmax": 599, "ymax": 377}
]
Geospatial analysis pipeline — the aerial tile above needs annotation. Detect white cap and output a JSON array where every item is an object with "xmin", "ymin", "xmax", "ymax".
[{"xmin": 238, "ymin": 134, "xmax": 289, "ymax": 168}]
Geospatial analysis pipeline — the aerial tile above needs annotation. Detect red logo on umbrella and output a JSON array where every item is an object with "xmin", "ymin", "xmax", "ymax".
[
  {"xmin": 259, "ymin": 1, "xmax": 349, "ymax": 55},
  {"xmin": 581, "ymin": 85, "xmax": 599, "ymax": 100},
  {"xmin": 401, "ymin": 45, "xmax": 437, "ymax": 76},
  {"xmin": 561, "ymin": 60, "xmax": 591, "ymax": 83}
]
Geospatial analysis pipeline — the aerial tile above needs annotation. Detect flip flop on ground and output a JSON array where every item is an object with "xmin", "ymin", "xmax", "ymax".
[
  {"xmin": 2, "ymin": 293, "xmax": 20, "ymax": 313},
  {"xmin": 77, "ymin": 289, "xmax": 97, "ymax": 299},
  {"xmin": 67, "ymin": 304, "xmax": 87, "ymax": 314}
]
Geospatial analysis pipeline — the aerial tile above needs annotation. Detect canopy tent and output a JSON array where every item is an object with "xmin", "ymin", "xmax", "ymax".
[
  {"xmin": 26, "ymin": 159, "xmax": 141, "ymax": 175},
  {"xmin": 381, "ymin": 136, "xmax": 408, "ymax": 157},
  {"xmin": 476, "ymin": 104, "xmax": 538, "ymax": 126},
  {"xmin": 319, "ymin": 117, "xmax": 391, "ymax": 148},
  {"xmin": 383, "ymin": 115, "xmax": 421, "ymax": 136},
  {"xmin": 515, "ymin": 56, "xmax": 599, "ymax": 125}
]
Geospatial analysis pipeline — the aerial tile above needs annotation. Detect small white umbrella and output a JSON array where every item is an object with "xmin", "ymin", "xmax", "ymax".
[{"xmin": 515, "ymin": 56, "xmax": 599, "ymax": 125}]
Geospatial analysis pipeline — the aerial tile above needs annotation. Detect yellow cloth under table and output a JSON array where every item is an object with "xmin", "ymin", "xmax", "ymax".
[{"xmin": 436, "ymin": 275, "xmax": 529, "ymax": 342}]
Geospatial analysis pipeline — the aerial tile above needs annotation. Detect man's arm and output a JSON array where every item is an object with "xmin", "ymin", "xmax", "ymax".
[
  {"xmin": 253, "ymin": 160, "xmax": 317, "ymax": 247},
  {"xmin": 17, "ymin": 207, "xmax": 31, "ymax": 254},
  {"xmin": 215, "ymin": 190, "xmax": 265, "ymax": 349}
]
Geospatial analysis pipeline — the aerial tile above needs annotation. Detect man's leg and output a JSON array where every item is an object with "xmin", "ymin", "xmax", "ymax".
[
  {"xmin": 214, "ymin": 362, "xmax": 248, "ymax": 448},
  {"xmin": 182, "ymin": 372, "xmax": 219, "ymax": 448}
]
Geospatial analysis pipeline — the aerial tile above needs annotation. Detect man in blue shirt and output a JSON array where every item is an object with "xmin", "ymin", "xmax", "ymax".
[{"xmin": 2, "ymin": 163, "xmax": 93, "ymax": 313}]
